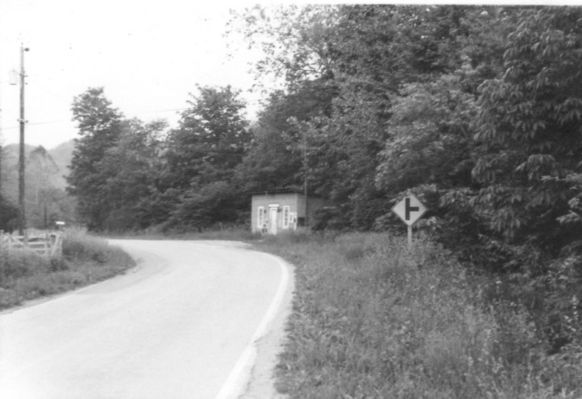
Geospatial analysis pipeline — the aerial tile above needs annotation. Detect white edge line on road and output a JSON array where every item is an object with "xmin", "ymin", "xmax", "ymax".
[{"xmin": 214, "ymin": 253, "xmax": 291, "ymax": 399}]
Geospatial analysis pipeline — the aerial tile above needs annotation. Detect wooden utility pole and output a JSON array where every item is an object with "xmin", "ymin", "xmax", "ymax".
[
  {"xmin": 0, "ymin": 72, "xmax": 4, "ymax": 196},
  {"xmin": 303, "ymin": 127, "xmax": 309, "ymax": 227},
  {"xmin": 0, "ymin": 115, "xmax": 3, "ymax": 197},
  {"xmin": 18, "ymin": 43, "xmax": 29, "ymax": 236}
]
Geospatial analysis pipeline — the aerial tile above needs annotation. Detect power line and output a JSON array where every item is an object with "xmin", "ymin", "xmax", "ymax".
[
  {"xmin": 2, "ymin": 119, "xmax": 73, "ymax": 130},
  {"xmin": 1, "ymin": 102, "xmax": 262, "ymax": 132},
  {"xmin": 2, "ymin": 107, "xmax": 189, "ymax": 131}
]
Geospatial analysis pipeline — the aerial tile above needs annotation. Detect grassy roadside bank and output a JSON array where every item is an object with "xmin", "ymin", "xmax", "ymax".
[
  {"xmin": 0, "ymin": 229, "xmax": 135, "ymax": 310},
  {"xmin": 256, "ymin": 232, "xmax": 582, "ymax": 399}
]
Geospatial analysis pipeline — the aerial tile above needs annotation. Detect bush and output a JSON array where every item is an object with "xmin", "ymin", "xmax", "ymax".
[
  {"xmin": 62, "ymin": 228, "xmax": 134, "ymax": 267},
  {"xmin": 0, "ymin": 195, "xmax": 19, "ymax": 232},
  {"xmin": 0, "ymin": 250, "xmax": 46, "ymax": 284}
]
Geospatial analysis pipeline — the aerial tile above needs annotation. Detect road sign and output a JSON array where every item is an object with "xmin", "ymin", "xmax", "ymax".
[{"xmin": 392, "ymin": 194, "xmax": 426, "ymax": 226}]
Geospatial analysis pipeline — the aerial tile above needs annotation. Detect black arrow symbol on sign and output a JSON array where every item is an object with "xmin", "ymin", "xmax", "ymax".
[{"xmin": 405, "ymin": 197, "xmax": 419, "ymax": 221}]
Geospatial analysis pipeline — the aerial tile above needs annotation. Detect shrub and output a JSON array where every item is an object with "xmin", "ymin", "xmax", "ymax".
[
  {"xmin": 0, "ymin": 250, "xmax": 46, "ymax": 284},
  {"xmin": 62, "ymin": 229, "xmax": 112, "ymax": 264}
]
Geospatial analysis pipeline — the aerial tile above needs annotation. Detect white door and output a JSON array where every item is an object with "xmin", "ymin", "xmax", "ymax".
[{"xmin": 269, "ymin": 206, "xmax": 278, "ymax": 235}]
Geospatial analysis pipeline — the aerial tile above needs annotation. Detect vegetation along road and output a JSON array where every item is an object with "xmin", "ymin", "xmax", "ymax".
[{"xmin": 0, "ymin": 240, "xmax": 292, "ymax": 399}]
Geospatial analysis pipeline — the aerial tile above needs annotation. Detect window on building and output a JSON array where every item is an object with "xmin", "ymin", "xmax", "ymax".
[
  {"xmin": 282, "ymin": 206, "xmax": 290, "ymax": 228},
  {"xmin": 258, "ymin": 207, "xmax": 265, "ymax": 228}
]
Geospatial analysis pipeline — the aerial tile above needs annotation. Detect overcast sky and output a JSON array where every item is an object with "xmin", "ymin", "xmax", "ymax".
[{"xmin": 0, "ymin": 0, "xmax": 274, "ymax": 149}]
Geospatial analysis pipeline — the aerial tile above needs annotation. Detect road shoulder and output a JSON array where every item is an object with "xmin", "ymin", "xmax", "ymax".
[{"xmin": 239, "ymin": 253, "xmax": 295, "ymax": 399}]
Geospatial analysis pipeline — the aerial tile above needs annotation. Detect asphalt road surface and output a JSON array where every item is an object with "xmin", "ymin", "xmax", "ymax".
[{"xmin": 0, "ymin": 240, "xmax": 291, "ymax": 399}]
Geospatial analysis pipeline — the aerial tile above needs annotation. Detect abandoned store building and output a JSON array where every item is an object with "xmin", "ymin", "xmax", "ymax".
[{"xmin": 251, "ymin": 192, "xmax": 324, "ymax": 235}]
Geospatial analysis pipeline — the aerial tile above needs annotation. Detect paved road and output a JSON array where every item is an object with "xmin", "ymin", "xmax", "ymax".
[{"xmin": 0, "ymin": 240, "xmax": 290, "ymax": 399}]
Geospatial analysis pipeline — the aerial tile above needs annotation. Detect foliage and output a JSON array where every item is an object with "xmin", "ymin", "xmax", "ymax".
[
  {"xmin": 230, "ymin": 5, "xmax": 340, "ymax": 87},
  {"xmin": 0, "ymin": 195, "xmax": 19, "ymax": 232},
  {"xmin": 0, "ymin": 229, "xmax": 135, "ymax": 309},
  {"xmin": 473, "ymin": 8, "xmax": 582, "ymax": 250},
  {"xmin": 259, "ymin": 232, "xmax": 582, "ymax": 398},
  {"xmin": 163, "ymin": 86, "xmax": 251, "ymax": 229},
  {"xmin": 67, "ymin": 87, "xmax": 126, "ymax": 230},
  {"xmin": 165, "ymin": 86, "xmax": 249, "ymax": 187},
  {"xmin": 376, "ymin": 76, "xmax": 477, "ymax": 193},
  {"xmin": 235, "ymin": 78, "xmax": 337, "ymax": 195},
  {"xmin": 100, "ymin": 119, "xmax": 167, "ymax": 231},
  {"xmin": 233, "ymin": 4, "xmax": 582, "ymax": 356}
]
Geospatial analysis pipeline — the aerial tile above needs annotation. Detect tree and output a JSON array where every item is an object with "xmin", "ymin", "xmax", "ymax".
[
  {"xmin": 473, "ymin": 8, "xmax": 582, "ymax": 252},
  {"xmin": 461, "ymin": 7, "xmax": 582, "ymax": 350},
  {"xmin": 164, "ymin": 86, "xmax": 250, "ymax": 228},
  {"xmin": 235, "ymin": 77, "xmax": 337, "ymax": 195},
  {"xmin": 99, "ymin": 119, "xmax": 167, "ymax": 231},
  {"xmin": 165, "ymin": 86, "xmax": 249, "ymax": 188},
  {"xmin": 67, "ymin": 87, "xmax": 125, "ymax": 230},
  {"xmin": 376, "ymin": 76, "xmax": 478, "ymax": 194},
  {"xmin": 230, "ymin": 5, "xmax": 340, "ymax": 88}
]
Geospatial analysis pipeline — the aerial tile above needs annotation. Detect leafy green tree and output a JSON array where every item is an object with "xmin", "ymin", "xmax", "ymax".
[
  {"xmin": 466, "ymin": 7, "xmax": 582, "ymax": 350},
  {"xmin": 165, "ymin": 86, "xmax": 249, "ymax": 188},
  {"xmin": 376, "ymin": 76, "xmax": 478, "ymax": 194},
  {"xmin": 235, "ymin": 77, "xmax": 336, "ymax": 195},
  {"xmin": 67, "ymin": 87, "xmax": 125, "ymax": 230},
  {"xmin": 169, "ymin": 181, "xmax": 240, "ymax": 231},
  {"xmin": 164, "ymin": 86, "xmax": 250, "ymax": 228},
  {"xmin": 473, "ymin": 8, "xmax": 582, "ymax": 251},
  {"xmin": 231, "ymin": 5, "xmax": 340, "ymax": 88},
  {"xmin": 100, "ymin": 119, "xmax": 167, "ymax": 230}
]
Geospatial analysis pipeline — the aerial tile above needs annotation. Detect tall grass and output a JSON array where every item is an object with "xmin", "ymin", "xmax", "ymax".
[
  {"xmin": 0, "ymin": 229, "xmax": 135, "ymax": 309},
  {"xmin": 258, "ymin": 232, "xmax": 582, "ymax": 399}
]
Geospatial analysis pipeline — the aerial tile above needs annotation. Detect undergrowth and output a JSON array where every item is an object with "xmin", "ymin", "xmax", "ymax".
[
  {"xmin": 0, "ymin": 228, "xmax": 135, "ymax": 310},
  {"xmin": 257, "ymin": 232, "xmax": 582, "ymax": 399}
]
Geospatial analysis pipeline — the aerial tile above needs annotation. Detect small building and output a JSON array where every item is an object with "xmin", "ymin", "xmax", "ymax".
[{"xmin": 251, "ymin": 192, "xmax": 324, "ymax": 235}]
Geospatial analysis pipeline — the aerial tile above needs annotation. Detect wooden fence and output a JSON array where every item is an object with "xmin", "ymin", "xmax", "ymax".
[{"xmin": 0, "ymin": 232, "xmax": 63, "ymax": 258}]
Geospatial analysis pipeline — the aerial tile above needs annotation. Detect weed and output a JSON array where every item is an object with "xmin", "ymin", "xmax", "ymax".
[
  {"xmin": 0, "ymin": 228, "xmax": 135, "ymax": 310},
  {"xmin": 257, "ymin": 233, "xmax": 582, "ymax": 399}
]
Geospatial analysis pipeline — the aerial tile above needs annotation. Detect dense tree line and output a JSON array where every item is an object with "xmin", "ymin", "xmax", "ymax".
[{"xmin": 67, "ymin": 6, "xmax": 582, "ymax": 351}]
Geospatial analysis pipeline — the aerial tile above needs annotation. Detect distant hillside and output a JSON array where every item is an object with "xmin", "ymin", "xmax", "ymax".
[
  {"xmin": 49, "ymin": 140, "xmax": 74, "ymax": 182},
  {"xmin": 0, "ymin": 140, "xmax": 76, "ymax": 228},
  {"xmin": 1, "ymin": 141, "xmax": 72, "ymax": 191},
  {"xmin": 1, "ymin": 144, "xmax": 35, "ymax": 201}
]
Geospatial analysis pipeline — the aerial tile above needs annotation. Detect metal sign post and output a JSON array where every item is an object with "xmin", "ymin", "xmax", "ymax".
[{"xmin": 392, "ymin": 193, "xmax": 427, "ymax": 248}]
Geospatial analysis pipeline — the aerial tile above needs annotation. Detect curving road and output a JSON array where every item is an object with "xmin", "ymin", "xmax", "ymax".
[{"xmin": 0, "ymin": 240, "xmax": 291, "ymax": 399}]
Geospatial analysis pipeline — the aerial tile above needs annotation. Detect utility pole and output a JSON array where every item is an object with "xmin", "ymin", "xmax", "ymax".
[
  {"xmin": 0, "ymin": 80, "xmax": 3, "ymax": 197},
  {"xmin": 18, "ymin": 43, "xmax": 29, "ymax": 236},
  {"xmin": 303, "ymin": 127, "xmax": 309, "ymax": 228}
]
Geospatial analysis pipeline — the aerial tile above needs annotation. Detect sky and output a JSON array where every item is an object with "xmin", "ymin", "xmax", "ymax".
[{"xmin": 0, "ymin": 0, "xmax": 273, "ymax": 149}]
